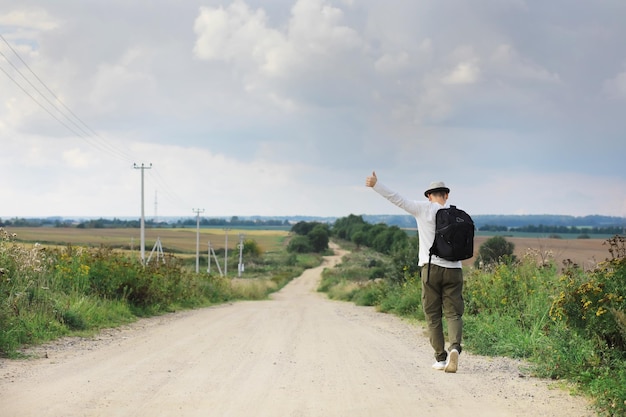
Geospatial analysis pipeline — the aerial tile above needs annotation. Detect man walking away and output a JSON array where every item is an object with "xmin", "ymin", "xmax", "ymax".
[{"xmin": 365, "ymin": 171, "xmax": 463, "ymax": 373}]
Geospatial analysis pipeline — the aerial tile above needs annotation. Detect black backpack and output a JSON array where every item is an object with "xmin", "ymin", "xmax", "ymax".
[{"xmin": 428, "ymin": 205, "xmax": 475, "ymax": 265}]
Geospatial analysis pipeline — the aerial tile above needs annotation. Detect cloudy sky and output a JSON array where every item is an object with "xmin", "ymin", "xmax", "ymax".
[{"xmin": 1, "ymin": 0, "xmax": 625, "ymax": 220}]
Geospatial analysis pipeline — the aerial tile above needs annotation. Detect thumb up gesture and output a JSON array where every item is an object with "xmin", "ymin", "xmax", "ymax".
[{"xmin": 365, "ymin": 171, "xmax": 377, "ymax": 187}]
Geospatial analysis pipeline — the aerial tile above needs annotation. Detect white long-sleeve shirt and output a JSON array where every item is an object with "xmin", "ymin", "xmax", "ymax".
[{"xmin": 373, "ymin": 181, "xmax": 462, "ymax": 268}]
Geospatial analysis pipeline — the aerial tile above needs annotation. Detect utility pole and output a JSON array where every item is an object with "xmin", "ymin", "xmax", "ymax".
[
  {"xmin": 133, "ymin": 163, "xmax": 152, "ymax": 264},
  {"xmin": 207, "ymin": 241, "xmax": 211, "ymax": 274},
  {"xmin": 223, "ymin": 228, "xmax": 231, "ymax": 276},
  {"xmin": 193, "ymin": 208, "xmax": 205, "ymax": 273},
  {"xmin": 238, "ymin": 233, "xmax": 245, "ymax": 277}
]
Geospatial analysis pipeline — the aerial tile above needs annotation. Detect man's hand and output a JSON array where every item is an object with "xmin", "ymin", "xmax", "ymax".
[{"xmin": 365, "ymin": 171, "xmax": 377, "ymax": 187}]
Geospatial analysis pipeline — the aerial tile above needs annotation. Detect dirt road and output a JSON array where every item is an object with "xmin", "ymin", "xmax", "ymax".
[{"xmin": 0, "ymin": 245, "xmax": 594, "ymax": 417}]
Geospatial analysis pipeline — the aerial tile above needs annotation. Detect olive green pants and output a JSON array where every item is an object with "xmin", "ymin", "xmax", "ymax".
[{"xmin": 421, "ymin": 264, "xmax": 464, "ymax": 362}]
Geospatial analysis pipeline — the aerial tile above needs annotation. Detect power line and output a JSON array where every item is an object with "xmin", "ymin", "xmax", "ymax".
[
  {"xmin": 148, "ymin": 168, "xmax": 195, "ymax": 212},
  {"xmin": 0, "ymin": 65, "xmax": 88, "ymax": 138},
  {"xmin": 0, "ymin": 34, "xmax": 199, "ymax": 217},
  {"xmin": 0, "ymin": 33, "xmax": 134, "ymax": 163}
]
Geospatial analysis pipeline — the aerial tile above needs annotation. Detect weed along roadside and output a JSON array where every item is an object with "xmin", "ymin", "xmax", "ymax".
[
  {"xmin": 0, "ymin": 238, "xmax": 594, "ymax": 417},
  {"xmin": 0, "ymin": 226, "xmax": 323, "ymax": 358},
  {"xmin": 1, "ymin": 219, "xmax": 622, "ymax": 416},
  {"xmin": 319, "ymin": 232, "xmax": 626, "ymax": 417}
]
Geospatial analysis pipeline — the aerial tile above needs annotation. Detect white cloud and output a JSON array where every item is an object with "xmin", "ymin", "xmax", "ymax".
[
  {"xmin": 192, "ymin": 1, "xmax": 278, "ymax": 65},
  {"xmin": 287, "ymin": 0, "xmax": 362, "ymax": 54},
  {"xmin": 0, "ymin": 7, "xmax": 58, "ymax": 31},
  {"xmin": 441, "ymin": 60, "xmax": 481, "ymax": 85},
  {"xmin": 192, "ymin": 0, "xmax": 367, "ymax": 107},
  {"xmin": 1, "ymin": 0, "xmax": 625, "ymax": 219}
]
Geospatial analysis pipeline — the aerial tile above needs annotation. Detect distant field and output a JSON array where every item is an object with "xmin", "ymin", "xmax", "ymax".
[
  {"xmin": 8, "ymin": 227, "xmax": 290, "ymax": 254},
  {"xmin": 7, "ymin": 226, "xmax": 617, "ymax": 270},
  {"xmin": 403, "ymin": 229, "xmax": 617, "ymax": 269},
  {"xmin": 468, "ymin": 235, "xmax": 615, "ymax": 270}
]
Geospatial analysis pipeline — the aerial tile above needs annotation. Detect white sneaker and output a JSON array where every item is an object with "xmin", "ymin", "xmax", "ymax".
[
  {"xmin": 432, "ymin": 360, "xmax": 446, "ymax": 370},
  {"xmin": 444, "ymin": 349, "xmax": 459, "ymax": 373}
]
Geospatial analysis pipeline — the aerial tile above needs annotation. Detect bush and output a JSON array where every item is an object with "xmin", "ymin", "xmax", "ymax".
[
  {"xmin": 352, "ymin": 281, "xmax": 386, "ymax": 306},
  {"xmin": 475, "ymin": 235, "xmax": 516, "ymax": 267},
  {"xmin": 377, "ymin": 276, "xmax": 423, "ymax": 319},
  {"xmin": 320, "ymin": 236, "xmax": 626, "ymax": 416},
  {"xmin": 309, "ymin": 224, "xmax": 330, "ymax": 252},
  {"xmin": 242, "ymin": 239, "xmax": 262, "ymax": 257},
  {"xmin": 550, "ymin": 259, "xmax": 626, "ymax": 352},
  {"xmin": 288, "ymin": 222, "xmax": 330, "ymax": 253},
  {"xmin": 287, "ymin": 235, "xmax": 313, "ymax": 253}
]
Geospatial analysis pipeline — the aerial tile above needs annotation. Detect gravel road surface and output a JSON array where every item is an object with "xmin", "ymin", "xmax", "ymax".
[{"xmin": 0, "ymin": 245, "xmax": 594, "ymax": 417}]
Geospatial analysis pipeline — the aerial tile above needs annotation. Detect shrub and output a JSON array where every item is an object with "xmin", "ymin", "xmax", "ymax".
[
  {"xmin": 550, "ymin": 258, "xmax": 626, "ymax": 351},
  {"xmin": 377, "ymin": 275, "xmax": 423, "ymax": 319},
  {"xmin": 242, "ymin": 239, "xmax": 263, "ymax": 257},
  {"xmin": 320, "ymin": 236, "xmax": 626, "ymax": 416},
  {"xmin": 286, "ymin": 236, "xmax": 313, "ymax": 253},
  {"xmin": 308, "ymin": 224, "xmax": 330, "ymax": 252},
  {"xmin": 352, "ymin": 281, "xmax": 386, "ymax": 306},
  {"xmin": 474, "ymin": 236, "xmax": 516, "ymax": 267}
]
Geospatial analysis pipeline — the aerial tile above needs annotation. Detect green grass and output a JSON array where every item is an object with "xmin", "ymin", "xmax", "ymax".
[
  {"xmin": 320, "ymin": 239, "xmax": 626, "ymax": 417},
  {"xmin": 0, "ymin": 228, "xmax": 319, "ymax": 358}
]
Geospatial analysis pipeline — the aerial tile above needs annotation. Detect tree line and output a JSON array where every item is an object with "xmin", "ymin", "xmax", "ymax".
[
  {"xmin": 0, "ymin": 216, "xmax": 291, "ymax": 229},
  {"xmin": 479, "ymin": 224, "xmax": 625, "ymax": 235},
  {"xmin": 288, "ymin": 215, "xmax": 417, "ymax": 283}
]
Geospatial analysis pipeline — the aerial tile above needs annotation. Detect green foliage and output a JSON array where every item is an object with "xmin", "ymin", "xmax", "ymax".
[
  {"xmin": 543, "ymin": 236, "xmax": 626, "ymax": 417},
  {"xmin": 308, "ymin": 224, "xmax": 330, "ymax": 252},
  {"xmin": 351, "ymin": 230, "xmax": 367, "ymax": 249},
  {"xmin": 332, "ymin": 214, "xmax": 368, "ymax": 240},
  {"xmin": 321, "ymin": 235, "xmax": 626, "ymax": 416},
  {"xmin": 351, "ymin": 281, "xmax": 387, "ymax": 306},
  {"xmin": 0, "ymin": 227, "xmax": 317, "ymax": 357},
  {"xmin": 288, "ymin": 221, "xmax": 330, "ymax": 253},
  {"xmin": 291, "ymin": 221, "xmax": 324, "ymax": 236},
  {"xmin": 387, "ymin": 235, "xmax": 419, "ymax": 284},
  {"xmin": 377, "ymin": 276, "xmax": 423, "ymax": 319},
  {"xmin": 475, "ymin": 235, "xmax": 516, "ymax": 267},
  {"xmin": 287, "ymin": 235, "xmax": 313, "ymax": 253},
  {"xmin": 465, "ymin": 256, "xmax": 556, "ymax": 318},
  {"xmin": 331, "ymin": 215, "xmax": 413, "ymax": 284},
  {"xmin": 331, "ymin": 215, "xmax": 409, "ymax": 256},
  {"xmin": 550, "ymin": 259, "xmax": 626, "ymax": 351},
  {"xmin": 242, "ymin": 239, "xmax": 262, "ymax": 257},
  {"xmin": 318, "ymin": 246, "xmax": 423, "ymax": 317},
  {"xmin": 510, "ymin": 224, "xmax": 626, "ymax": 236}
]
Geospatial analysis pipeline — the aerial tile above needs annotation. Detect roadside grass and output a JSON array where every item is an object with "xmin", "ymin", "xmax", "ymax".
[
  {"xmin": 321, "ymin": 238, "xmax": 626, "ymax": 417},
  {"xmin": 0, "ymin": 228, "xmax": 317, "ymax": 358}
]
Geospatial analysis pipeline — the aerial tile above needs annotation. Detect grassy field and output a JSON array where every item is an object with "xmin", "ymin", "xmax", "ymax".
[
  {"xmin": 8, "ymin": 226, "xmax": 613, "ymax": 269},
  {"xmin": 7, "ymin": 227, "xmax": 290, "ymax": 255}
]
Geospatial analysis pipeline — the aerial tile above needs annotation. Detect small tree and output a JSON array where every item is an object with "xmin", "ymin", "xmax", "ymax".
[
  {"xmin": 308, "ymin": 224, "xmax": 329, "ymax": 252},
  {"xmin": 475, "ymin": 236, "xmax": 516, "ymax": 267},
  {"xmin": 291, "ymin": 221, "xmax": 319, "ymax": 236},
  {"xmin": 242, "ymin": 239, "xmax": 262, "ymax": 257},
  {"xmin": 287, "ymin": 235, "xmax": 313, "ymax": 253},
  {"xmin": 352, "ymin": 231, "xmax": 367, "ymax": 249}
]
